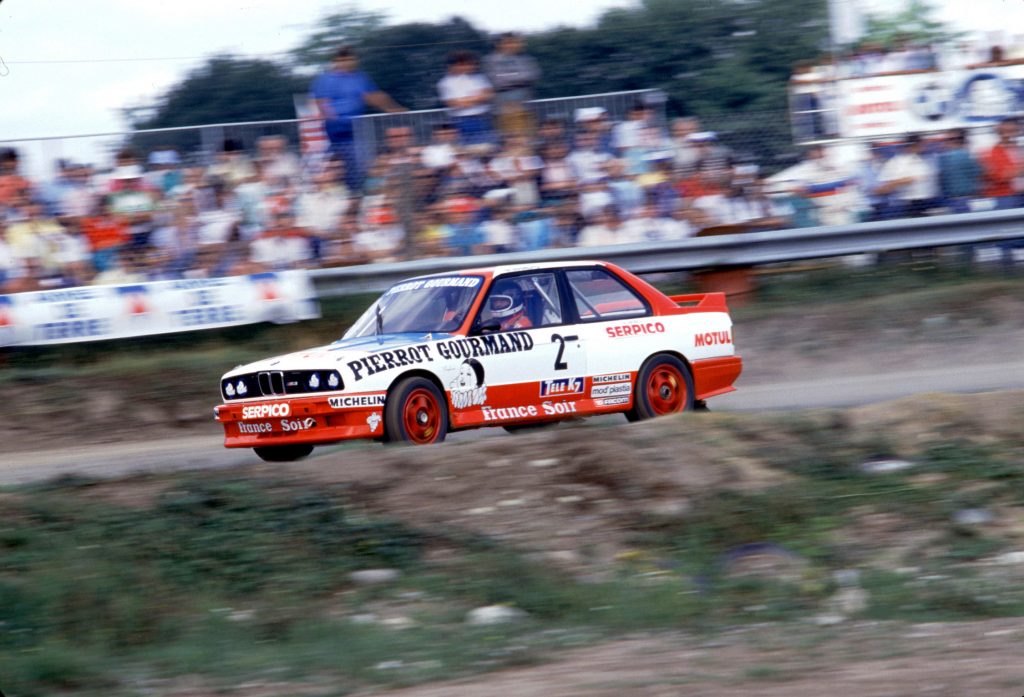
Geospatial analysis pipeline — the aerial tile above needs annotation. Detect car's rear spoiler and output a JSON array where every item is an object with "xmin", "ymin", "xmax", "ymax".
[{"xmin": 669, "ymin": 292, "xmax": 730, "ymax": 314}]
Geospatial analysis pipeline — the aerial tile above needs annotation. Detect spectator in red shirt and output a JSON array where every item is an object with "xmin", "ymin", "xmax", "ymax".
[
  {"xmin": 983, "ymin": 118, "xmax": 1022, "ymax": 208},
  {"xmin": 0, "ymin": 149, "xmax": 32, "ymax": 210}
]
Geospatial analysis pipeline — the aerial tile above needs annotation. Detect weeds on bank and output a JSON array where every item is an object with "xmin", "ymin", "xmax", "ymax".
[{"xmin": 2, "ymin": 424, "xmax": 1024, "ymax": 695}]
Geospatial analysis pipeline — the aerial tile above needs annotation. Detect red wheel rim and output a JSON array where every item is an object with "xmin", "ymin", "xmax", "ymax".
[
  {"xmin": 646, "ymin": 364, "xmax": 687, "ymax": 415},
  {"xmin": 402, "ymin": 388, "xmax": 441, "ymax": 444}
]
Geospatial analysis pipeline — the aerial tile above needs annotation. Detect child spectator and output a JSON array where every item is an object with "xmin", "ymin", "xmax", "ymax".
[{"xmin": 438, "ymin": 51, "xmax": 495, "ymax": 146}]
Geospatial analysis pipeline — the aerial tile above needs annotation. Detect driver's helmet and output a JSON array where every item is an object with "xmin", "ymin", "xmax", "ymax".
[{"xmin": 487, "ymin": 281, "xmax": 525, "ymax": 320}]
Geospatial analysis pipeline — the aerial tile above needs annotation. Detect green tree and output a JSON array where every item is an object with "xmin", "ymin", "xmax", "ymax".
[
  {"xmin": 859, "ymin": 0, "xmax": 959, "ymax": 48},
  {"xmin": 128, "ymin": 56, "xmax": 308, "ymax": 154},
  {"xmin": 289, "ymin": 4, "xmax": 389, "ymax": 66}
]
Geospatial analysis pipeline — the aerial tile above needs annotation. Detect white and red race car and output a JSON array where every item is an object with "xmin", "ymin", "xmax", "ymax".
[{"xmin": 215, "ymin": 261, "xmax": 741, "ymax": 461}]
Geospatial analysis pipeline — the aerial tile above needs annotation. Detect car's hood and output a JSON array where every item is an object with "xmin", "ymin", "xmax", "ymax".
[{"xmin": 223, "ymin": 333, "xmax": 456, "ymax": 377}]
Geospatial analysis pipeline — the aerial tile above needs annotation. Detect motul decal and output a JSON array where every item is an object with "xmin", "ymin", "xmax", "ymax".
[{"xmin": 694, "ymin": 330, "xmax": 732, "ymax": 347}]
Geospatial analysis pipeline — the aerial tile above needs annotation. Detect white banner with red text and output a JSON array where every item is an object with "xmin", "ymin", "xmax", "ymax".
[
  {"xmin": 837, "ymin": 64, "xmax": 1024, "ymax": 139},
  {"xmin": 0, "ymin": 271, "xmax": 320, "ymax": 347}
]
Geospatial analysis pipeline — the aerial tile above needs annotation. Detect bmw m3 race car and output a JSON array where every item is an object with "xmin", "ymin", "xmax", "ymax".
[{"xmin": 215, "ymin": 261, "xmax": 742, "ymax": 461}]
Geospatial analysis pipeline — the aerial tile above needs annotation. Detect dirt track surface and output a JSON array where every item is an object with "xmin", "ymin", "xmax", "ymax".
[{"xmin": 363, "ymin": 619, "xmax": 1024, "ymax": 697}]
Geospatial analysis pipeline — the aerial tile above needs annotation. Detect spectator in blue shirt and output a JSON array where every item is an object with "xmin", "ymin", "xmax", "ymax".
[
  {"xmin": 311, "ymin": 46, "xmax": 405, "ymax": 191},
  {"xmin": 937, "ymin": 128, "xmax": 982, "ymax": 213}
]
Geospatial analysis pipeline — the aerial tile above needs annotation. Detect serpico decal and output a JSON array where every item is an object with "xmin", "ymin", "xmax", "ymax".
[
  {"xmin": 241, "ymin": 403, "xmax": 290, "ymax": 419},
  {"xmin": 606, "ymin": 322, "xmax": 665, "ymax": 338}
]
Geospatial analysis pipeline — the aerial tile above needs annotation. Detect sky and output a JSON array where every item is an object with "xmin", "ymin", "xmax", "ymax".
[{"xmin": 2, "ymin": 0, "xmax": 1024, "ymax": 173}]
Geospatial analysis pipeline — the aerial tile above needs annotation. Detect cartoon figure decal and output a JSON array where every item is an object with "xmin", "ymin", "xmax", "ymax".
[{"xmin": 449, "ymin": 358, "xmax": 487, "ymax": 409}]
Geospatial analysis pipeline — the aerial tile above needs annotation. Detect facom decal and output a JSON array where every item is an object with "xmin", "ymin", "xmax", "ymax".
[
  {"xmin": 595, "ymin": 396, "xmax": 631, "ymax": 407},
  {"xmin": 366, "ymin": 412, "xmax": 382, "ymax": 433},
  {"xmin": 590, "ymin": 382, "xmax": 632, "ymax": 398},
  {"xmin": 592, "ymin": 372, "xmax": 631, "ymax": 384},
  {"xmin": 694, "ymin": 330, "xmax": 732, "ymax": 347},
  {"xmin": 238, "ymin": 422, "xmax": 273, "ymax": 434},
  {"xmin": 241, "ymin": 403, "xmax": 291, "ymax": 419},
  {"xmin": 450, "ymin": 358, "xmax": 487, "ymax": 409},
  {"xmin": 281, "ymin": 417, "xmax": 317, "ymax": 432},
  {"xmin": 540, "ymin": 376, "xmax": 584, "ymax": 397},
  {"xmin": 605, "ymin": 322, "xmax": 665, "ymax": 338},
  {"xmin": 329, "ymin": 393, "xmax": 386, "ymax": 409},
  {"xmin": 347, "ymin": 332, "xmax": 534, "ymax": 382}
]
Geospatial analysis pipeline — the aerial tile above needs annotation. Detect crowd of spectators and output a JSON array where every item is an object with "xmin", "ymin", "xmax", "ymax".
[
  {"xmin": 3, "ymin": 39, "xmax": 1024, "ymax": 294},
  {"xmin": 787, "ymin": 118, "xmax": 1024, "ymax": 232}
]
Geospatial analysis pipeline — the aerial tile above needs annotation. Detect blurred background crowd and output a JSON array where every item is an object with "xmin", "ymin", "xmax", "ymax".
[{"xmin": 3, "ymin": 33, "xmax": 1024, "ymax": 294}]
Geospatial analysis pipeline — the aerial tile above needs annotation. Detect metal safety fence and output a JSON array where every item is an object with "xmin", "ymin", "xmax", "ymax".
[{"xmin": 309, "ymin": 207, "xmax": 1024, "ymax": 297}]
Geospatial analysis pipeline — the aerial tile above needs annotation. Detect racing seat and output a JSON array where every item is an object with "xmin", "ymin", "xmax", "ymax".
[{"xmin": 522, "ymin": 289, "xmax": 545, "ymax": 328}]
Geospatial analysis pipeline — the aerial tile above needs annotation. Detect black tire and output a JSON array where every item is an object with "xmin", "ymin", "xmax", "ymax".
[
  {"xmin": 626, "ymin": 354, "xmax": 695, "ymax": 422},
  {"xmin": 253, "ymin": 444, "xmax": 314, "ymax": 462},
  {"xmin": 384, "ymin": 376, "xmax": 448, "ymax": 445}
]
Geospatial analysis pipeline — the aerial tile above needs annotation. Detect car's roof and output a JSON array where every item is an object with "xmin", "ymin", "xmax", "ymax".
[
  {"xmin": 400, "ymin": 260, "xmax": 612, "ymax": 285},
  {"xmin": 461, "ymin": 259, "xmax": 609, "ymax": 277}
]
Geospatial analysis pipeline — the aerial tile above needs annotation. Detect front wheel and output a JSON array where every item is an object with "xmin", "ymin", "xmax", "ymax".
[
  {"xmin": 384, "ymin": 377, "xmax": 448, "ymax": 445},
  {"xmin": 626, "ymin": 354, "xmax": 695, "ymax": 422},
  {"xmin": 253, "ymin": 444, "xmax": 314, "ymax": 462}
]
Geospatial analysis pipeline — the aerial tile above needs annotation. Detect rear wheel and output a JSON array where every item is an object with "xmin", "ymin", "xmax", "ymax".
[
  {"xmin": 385, "ymin": 377, "xmax": 448, "ymax": 445},
  {"xmin": 253, "ymin": 444, "xmax": 314, "ymax": 462},
  {"xmin": 626, "ymin": 354, "xmax": 694, "ymax": 421}
]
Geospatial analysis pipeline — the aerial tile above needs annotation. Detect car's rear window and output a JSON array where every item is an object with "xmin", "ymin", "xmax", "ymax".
[{"xmin": 565, "ymin": 268, "xmax": 648, "ymax": 321}]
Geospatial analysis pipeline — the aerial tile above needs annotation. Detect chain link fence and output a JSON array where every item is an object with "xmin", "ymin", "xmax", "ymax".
[{"xmin": 3, "ymin": 95, "xmax": 802, "ymax": 183}]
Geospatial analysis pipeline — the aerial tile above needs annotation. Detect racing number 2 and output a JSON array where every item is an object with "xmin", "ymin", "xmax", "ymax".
[{"xmin": 551, "ymin": 333, "xmax": 579, "ymax": 371}]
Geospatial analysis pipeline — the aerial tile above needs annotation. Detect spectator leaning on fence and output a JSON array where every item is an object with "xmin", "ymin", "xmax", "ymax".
[
  {"xmin": 877, "ymin": 134, "xmax": 937, "ymax": 219},
  {"xmin": 982, "ymin": 118, "xmax": 1023, "ymax": 208},
  {"xmin": 484, "ymin": 32, "xmax": 541, "ymax": 139},
  {"xmin": 439, "ymin": 50, "xmax": 495, "ymax": 146},
  {"xmin": 311, "ymin": 46, "xmax": 406, "ymax": 192},
  {"xmin": 937, "ymin": 128, "xmax": 982, "ymax": 213}
]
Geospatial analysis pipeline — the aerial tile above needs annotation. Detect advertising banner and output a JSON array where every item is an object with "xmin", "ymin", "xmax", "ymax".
[
  {"xmin": 837, "ymin": 64, "xmax": 1024, "ymax": 138},
  {"xmin": 0, "ymin": 270, "xmax": 320, "ymax": 347}
]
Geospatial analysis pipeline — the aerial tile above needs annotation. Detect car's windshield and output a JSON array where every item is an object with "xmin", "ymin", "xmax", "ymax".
[{"xmin": 344, "ymin": 275, "xmax": 484, "ymax": 338}]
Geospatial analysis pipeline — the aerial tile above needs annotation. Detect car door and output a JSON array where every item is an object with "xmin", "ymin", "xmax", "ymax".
[
  {"xmin": 562, "ymin": 267, "xmax": 654, "ymax": 411},
  {"xmin": 450, "ymin": 270, "xmax": 585, "ymax": 427}
]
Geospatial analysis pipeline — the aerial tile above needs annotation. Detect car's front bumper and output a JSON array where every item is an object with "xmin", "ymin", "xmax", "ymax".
[{"xmin": 215, "ymin": 391, "xmax": 386, "ymax": 448}]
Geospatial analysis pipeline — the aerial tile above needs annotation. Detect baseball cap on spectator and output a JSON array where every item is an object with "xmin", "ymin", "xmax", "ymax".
[
  {"xmin": 112, "ymin": 164, "xmax": 145, "ymax": 179},
  {"xmin": 148, "ymin": 150, "xmax": 181, "ymax": 167},
  {"xmin": 445, "ymin": 196, "xmax": 478, "ymax": 214},
  {"xmin": 574, "ymin": 107, "xmax": 607, "ymax": 123},
  {"xmin": 687, "ymin": 131, "xmax": 718, "ymax": 143},
  {"xmin": 366, "ymin": 206, "xmax": 397, "ymax": 225}
]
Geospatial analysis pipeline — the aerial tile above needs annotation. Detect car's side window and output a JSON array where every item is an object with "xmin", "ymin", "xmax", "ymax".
[
  {"xmin": 479, "ymin": 273, "xmax": 563, "ymax": 331},
  {"xmin": 565, "ymin": 268, "xmax": 648, "ymax": 321}
]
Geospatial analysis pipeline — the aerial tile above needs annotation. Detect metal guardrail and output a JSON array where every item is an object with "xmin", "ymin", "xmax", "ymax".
[{"xmin": 310, "ymin": 208, "xmax": 1024, "ymax": 297}]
